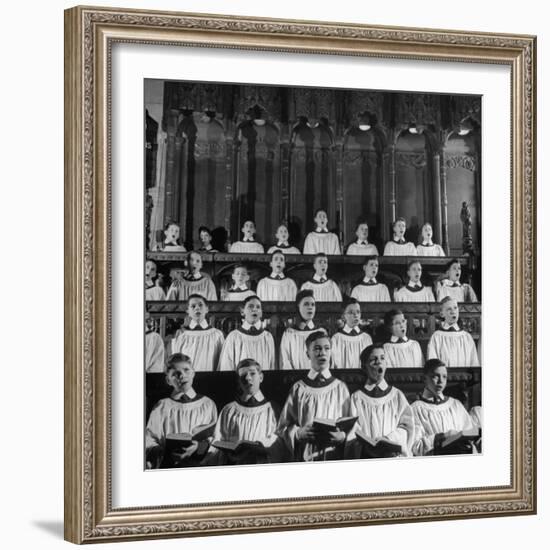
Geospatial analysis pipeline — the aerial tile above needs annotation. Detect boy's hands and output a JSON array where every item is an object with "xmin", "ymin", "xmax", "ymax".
[{"xmin": 171, "ymin": 441, "xmax": 199, "ymax": 465}]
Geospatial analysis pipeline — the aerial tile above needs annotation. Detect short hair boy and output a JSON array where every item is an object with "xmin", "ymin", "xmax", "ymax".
[
  {"xmin": 229, "ymin": 220, "xmax": 264, "ymax": 254},
  {"xmin": 383, "ymin": 217, "xmax": 417, "ymax": 256},
  {"xmin": 218, "ymin": 296, "xmax": 276, "ymax": 371},
  {"xmin": 411, "ymin": 359, "xmax": 478, "ymax": 456},
  {"xmin": 170, "ymin": 294, "xmax": 225, "ymax": 371},
  {"xmin": 394, "ymin": 260, "xmax": 435, "ymax": 302},
  {"xmin": 145, "ymin": 353, "xmax": 217, "ymax": 468},
  {"xmin": 223, "ymin": 264, "xmax": 256, "ymax": 301},
  {"xmin": 346, "ymin": 344, "xmax": 415, "ymax": 458},
  {"xmin": 162, "ymin": 222, "xmax": 186, "ymax": 252},
  {"xmin": 300, "ymin": 253, "xmax": 343, "ymax": 302},
  {"xmin": 382, "ymin": 309, "xmax": 424, "ymax": 368},
  {"xmin": 303, "ymin": 208, "xmax": 341, "ymax": 255},
  {"xmin": 206, "ymin": 359, "xmax": 286, "ymax": 465},
  {"xmin": 277, "ymin": 331, "xmax": 351, "ymax": 461},
  {"xmin": 427, "ymin": 297, "xmax": 480, "ymax": 367},
  {"xmin": 331, "ymin": 298, "xmax": 373, "ymax": 369},
  {"xmin": 350, "ymin": 256, "xmax": 391, "ymax": 302},
  {"xmin": 267, "ymin": 223, "xmax": 301, "ymax": 255},
  {"xmin": 436, "ymin": 258, "xmax": 478, "ymax": 302},
  {"xmin": 256, "ymin": 249, "xmax": 298, "ymax": 301},
  {"xmin": 346, "ymin": 222, "xmax": 379, "ymax": 256},
  {"xmin": 279, "ymin": 290, "xmax": 327, "ymax": 370}
]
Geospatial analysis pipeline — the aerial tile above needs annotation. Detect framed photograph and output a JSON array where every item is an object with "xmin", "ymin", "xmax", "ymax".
[{"xmin": 64, "ymin": 5, "xmax": 536, "ymax": 544}]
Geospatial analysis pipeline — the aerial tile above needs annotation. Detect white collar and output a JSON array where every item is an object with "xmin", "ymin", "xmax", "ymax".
[
  {"xmin": 442, "ymin": 322, "xmax": 461, "ymax": 331},
  {"xmin": 422, "ymin": 389, "xmax": 444, "ymax": 401},
  {"xmin": 390, "ymin": 335, "xmax": 409, "ymax": 343},
  {"xmin": 393, "ymin": 237, "xmax": 406, "ymax": 243},
  {"xmin": 242, "ymin": 390, "xmax": 264, "ymax": 402},
  {"xmin": 172, "ymin": 388, "xmax": 197, "ymax": 400},
  {"xmin": 408, "ymin": 281, "xmax": 422, "ymax": 288},
  {"xmin": 363, "ymin": 277, "xmax": 377, "ymax": 284},
  {"xmin": 307, "ymin": 367, "xmax": 331, "ymax": 380},
  {"xmin": 270, "ymin": 271, "xmax": 285, "ymax": 279},
  {"xmin": 443, "ymin": 278, "xmax": 462, "ymax": 287},
  {"xmin": 299, "ymin": 320, "xmax": 315, "ymax": 330},
  {"xmin": 242, "ymin": 236, "xmax": 255, "ymax": 242},
  {"xmin": 231, "ymin": 284, "xmax": 249, "ymax": 291},
  {"xmin": 365, "ymin": 380, "xmax": 389, "ymax": 391},
  {"xmin": 343, "ymin": 324, "xmax": 361, "ymax": 335},
  {"xmin": 276, "ymin": 241, "xmax": 289, "ymax": 247},
  {"xmin": 313, "ymin": 273, "xmax": 328, "ymax": 282},
  {"xmin": 242, "ymin": 320, "xmax": 263, "ymax": 331},
  {"xmin": 189, "ymin": 319, "xmax": 209, "ymax": 330},
  {"xmin": 356, "ymin": 240, "xmax": 369, "ymax": 246},
  {"xmin": 188, "ymin": 271, "xmax": 202, "ymax": 280},
  {"xmin": 315, "ymin": 228, "xmax": 328, "ymax": 233},
  {"xmin": 421, "ymin": 240, "xmax": 434, "ymax": 246}
]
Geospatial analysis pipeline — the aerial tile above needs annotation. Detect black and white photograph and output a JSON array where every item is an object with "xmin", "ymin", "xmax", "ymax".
[{"xmin": 144, "ymin": 79, "xmax": 482, "ymax": 469}]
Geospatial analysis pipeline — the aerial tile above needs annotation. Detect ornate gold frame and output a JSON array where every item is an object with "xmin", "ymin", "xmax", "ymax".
[{"xmin": 64, "ymin": 5, "xmax": 537, "ymax": 544}]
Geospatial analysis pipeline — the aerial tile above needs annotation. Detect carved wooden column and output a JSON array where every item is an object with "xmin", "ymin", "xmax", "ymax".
[
  {"xmin": 432, "ymin": 150, "xmax": 443, "ymax": 246},
  {"xmin": 280, "ymin": 124, "xmax": 291, "ymax": 225},
  {"xmin": 440, "ymin": 150, "xmax": 450, "ymax": 255},
  {"xmin": 381, "ymin": 148, "xmax": 390, "ymax": 242},
  {"xmin": 335, "ymin": 136, "xmax": 345, "ymax": 248},
  {"xmin": 163, "ymin": 109, "xmax": 185, "ymax": 226},
  {"xmin": 224, "ymin": 132, "xmax": 234, "ymax": 239},
  {"xmin": 388, "ymin": 143, "xmax": 397, "ymax": 227}
]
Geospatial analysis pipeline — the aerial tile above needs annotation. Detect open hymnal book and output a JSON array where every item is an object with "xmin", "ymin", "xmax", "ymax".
[
  {"xmin": 313, "ymin": 416, "xmax": 358, "ymax": 434},
  {"xmin": 436, "ymin": 427, "xmax": 481, "ymax": 455},
  {"xmin": 165, "ymin": 423, "xmax": 215, "ymax": 450},
  {"xmin": 355, "ymin": 429, "xmax": 403, "ymax": 457}
]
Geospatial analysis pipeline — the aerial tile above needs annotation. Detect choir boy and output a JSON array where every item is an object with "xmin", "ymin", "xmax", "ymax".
[
  {"xmin": 280, "ymin": 290, "xmax": 327, "ymax": 370},
  {"xmin": 170, "ymin": 294, "xmax": 225, "ymax": 371},
  {"xmin": 416, "ymin": 223, "xmax": 445, "ymax": 257},
  {"xmin": 229, "ymin": 220, "xmax": 265, "ymax": 254},
  {"xmin": 145, "ymin": 260, "xmax": 166, "ymax": 301},
  {"xmin": 182, "ymin": 251, "xmax": 218, "ymax": 301},
  {"xmin": 383, "ymin": 218, "xmax": 417, "ymax": 256},
  {"xmin": 162, "ymin": 221, "xmax": 186, "ymax": 252},
  {"xmin": 206, "ymin": 359, "xmax": 286, "ymax": 465},
  {"xmin": 346, "ymin": 222, "xmax": 379, "ymax": 256},
  {"xmin": 411, "ymin": 358, "xmax": 477, "ymax": 456},
  {"xmin": 350, "ymin": 256, "xmax": 391, "ymax": 302},
  {"xmin": 197, "ymin": 226, "xmax": 218, "ymax": 253},
  {"xmin": 145, "ymin": 353, "xmax": 217, "ymax": 468},
  {"xmin": 267, "ymin": 223, "xmax": 301, "ymax": 255},
  {"xmin": 346, "ymin": 344, "xmax": 415, "ymax": 458},
  {"xmin": 303, "ymin": 208, "xmax": 341, "ymax": 255},
  {"xmin": 256, "ymin": 249, "xmax": 298, "ymax": 301},
  {"xmin": 145, "ymin": 312, "xmax": 165, "ymax": 373},
  {"xmin": 394, "ymin": 260, "xmax": 435, "ymax": 302},
  {"xmin": 427, "ymin": 297, "xmax": 480, "ymax": 367},
  {"xmin": 436, "ymin": 258, "xmax": 478, "ymax": 302},
  {"xmin": 382, "ymin": 309, "xmax": 423, "ymax": 368},
  {"xmin": 222, "ymin": 264, "xmax": 256, "ymax": 302},
  {"xmin": 300, "ymin": 253, "xmax": 343, "ymax": 302},
  {"xmin": 331, "ymin": 298, "xmax": 373, "ymax": 369},
  {"xmin": 277, "ymin": 331, "xmax": 351, "ymax": 461},
  {"xmin": 219, "ymin": 296, "xmax": 276, "ymax": 371}
]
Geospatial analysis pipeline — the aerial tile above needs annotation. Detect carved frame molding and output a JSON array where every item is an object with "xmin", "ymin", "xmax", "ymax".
[{"xmin": 64, "ymin": 6, "xmax": 536, "ymax": 543}]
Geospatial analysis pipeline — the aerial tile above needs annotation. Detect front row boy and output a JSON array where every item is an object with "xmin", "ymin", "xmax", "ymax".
[
  {"xmin": 346, "ymin": 344, "xmax": 415, "ymax": 458},
  {"xmin": 145, "ymin": 353, "xmax": 218, "ymax": 469},
  {"xmin": 277, "ymin": 331, "xmax": 352, "ymax": 462},
  {"xmin": 205, "ymin": 359, "xmax": 286, "ymax": 465},
  {"xmin": 411, "ymin": 358, "xmax": 478, "ymax": 456}
]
